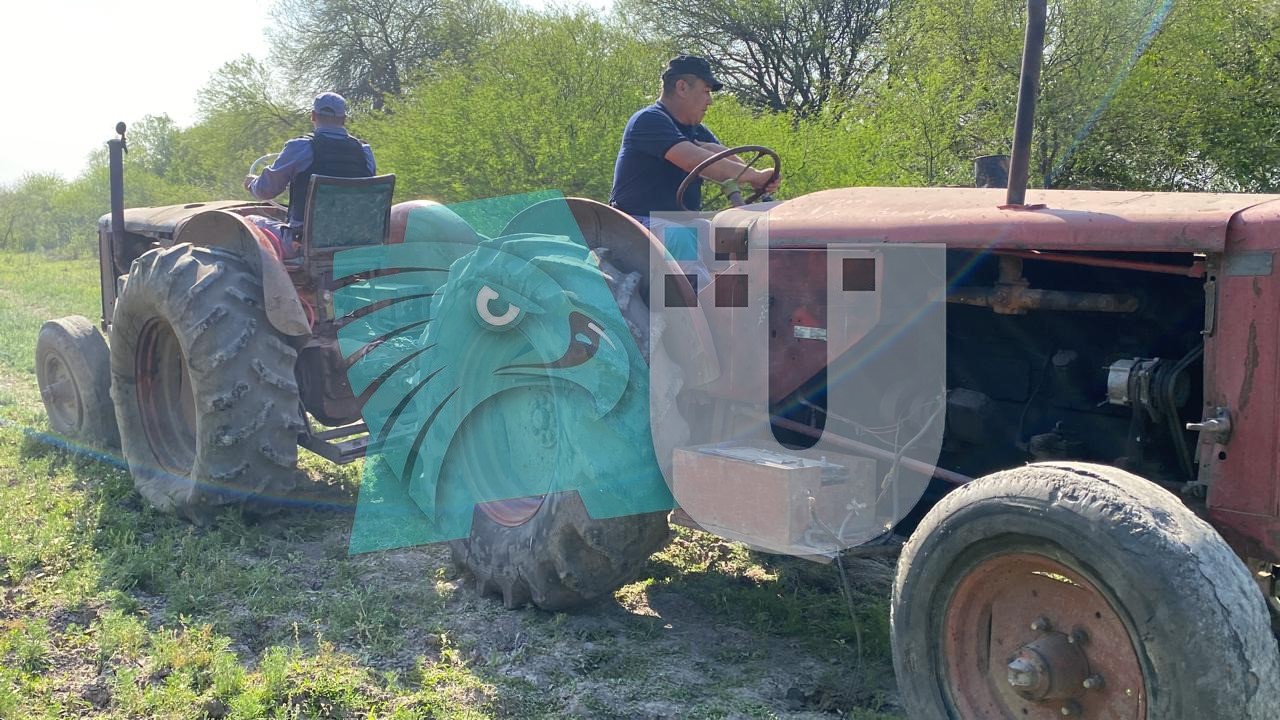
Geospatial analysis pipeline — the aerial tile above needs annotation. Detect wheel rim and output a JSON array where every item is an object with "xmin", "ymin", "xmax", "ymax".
[
  {"xmin": 136, "ymin": 319, "xmax": 197, "ymax": 476},
  {"xmin": 40, "ymin": 352, "xmax": 82, "ymax": 432},
  {"xmin": 943, "ymin": 552, "xmax": 1148, "ymax": 719}
]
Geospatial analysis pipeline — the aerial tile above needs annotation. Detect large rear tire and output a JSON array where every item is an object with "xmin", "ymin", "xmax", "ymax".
[
  {"xmin": 36, "ymin": 315, "xmax": 119, "ymax": 449},
  {"xmin": 110, "ymin": 244, "xmax": 303, "ymax": 521},
  {"xmin": 892, "ymin": 462, "xmax": 1280, "ymax": 719},
  {"xmin": 451, "ymin": 493, "xmax": 670, "ymax": 610}
]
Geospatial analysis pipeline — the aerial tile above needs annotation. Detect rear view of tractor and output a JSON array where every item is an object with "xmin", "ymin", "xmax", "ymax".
[
  {"xmin": 37, "ymin": 122, "xmax": 392, "ymax": 520},
  {"xmin": 35, "ymin": 125, "xmax": 672, "ymax": 608}
]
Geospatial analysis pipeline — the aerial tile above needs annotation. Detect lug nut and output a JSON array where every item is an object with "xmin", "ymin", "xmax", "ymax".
[
  {"xmin": 1068, "ymin": 628, "xmax": 1089, "ymax": 645},
  {"xmin": 1030, "ymin": 616, "xmax": 1052, "ymax": 632},
  {"xmin": 1060, "ymin": 700, "xmax": 1082, "ymax": 716},
  {"xmin": 1083, "ymin": 674, "xmax": 1105, "ymax": 690}
]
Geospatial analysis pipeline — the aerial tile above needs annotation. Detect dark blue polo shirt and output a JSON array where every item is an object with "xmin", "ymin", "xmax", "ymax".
[{"xmin": 609, "ymin": 102, "xmax": 719, "ymax": 218}]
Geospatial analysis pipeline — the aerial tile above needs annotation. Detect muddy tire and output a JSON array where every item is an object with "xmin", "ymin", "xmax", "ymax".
[
  {"xmin": 36, "ymin": 315, "xmax": 119, "ymax": 448},
  {"xmin": 892, "ymin": 462, "xmax": 1280, "ymax": 719},
  {"xmin": 110, "ymin": 244, "xmax": 303, "ymax": 521},
  {"xmin": 451, "ymin": 494, "xmax": 669, "ymax": 610}
]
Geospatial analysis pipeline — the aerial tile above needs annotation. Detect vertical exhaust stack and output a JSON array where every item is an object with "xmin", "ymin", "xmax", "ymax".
[
  {"xmin": 109, "ymin": 122, "xmax": 127, "ymax": 243},
  {"xmin": 1006, "ymin": 0, "xmax": 1046, "ymax": 207},
  {"xmin": 107, "ymin": 123, "xmax": 128, "ymax": 278}
]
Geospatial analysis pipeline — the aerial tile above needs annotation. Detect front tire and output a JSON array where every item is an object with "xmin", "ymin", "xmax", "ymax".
[
  {"xmin": 36, "ymin": 315, "xmax": 119, "ymax": 449},
  {"xmin": 110, "ymin": 244, "xmax": 303, "ymax": 520},
  {"xmin": 892, "ymin": 462, "xmax": 1280, "ymax": 719}
]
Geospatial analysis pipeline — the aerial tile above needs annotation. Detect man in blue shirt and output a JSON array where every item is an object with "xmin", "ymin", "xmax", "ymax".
[
  {"xmin": 609, "ymin": 55, "xmax": 780, "ymax": 221},
  {"xmin": 244, "ymin": 92, "xmax": 377, "ymax": 254}
]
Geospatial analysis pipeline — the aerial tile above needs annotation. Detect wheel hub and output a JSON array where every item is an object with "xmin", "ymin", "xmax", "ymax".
[
  {"xmin": 136, "ymin": 319, "xmax": 197, "ymax": 476},
  {"xmin": 943, "ymin": 553, "xmax": 1147, "ymax": 719},
  {"xmin": 1005, "ymin": 631, "xmax": 1090, "ymax": 702},
  {"xmin": 41, "ymin": 354, "xmax": 81, "ymax": 430}
]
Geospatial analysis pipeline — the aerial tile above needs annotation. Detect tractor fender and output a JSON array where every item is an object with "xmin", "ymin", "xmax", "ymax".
[{"xmin": 174, "ymin": 210, "xmax": 311, "ymax": 338}]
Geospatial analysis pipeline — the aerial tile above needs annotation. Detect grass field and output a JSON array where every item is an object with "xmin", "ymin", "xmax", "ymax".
[{"xmin": 0, "ymin": 250, "xmax": 903, "ymax": 719}]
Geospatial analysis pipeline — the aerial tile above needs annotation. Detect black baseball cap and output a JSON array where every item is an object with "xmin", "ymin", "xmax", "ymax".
[{"xmin": 663, "ymin": 55, "xmax": 724, "ymax": 91}]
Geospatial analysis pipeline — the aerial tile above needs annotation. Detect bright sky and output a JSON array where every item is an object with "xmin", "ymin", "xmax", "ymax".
[{"xmin": 0, "ymin": 0, "xmax": 276, "ymax": 185}]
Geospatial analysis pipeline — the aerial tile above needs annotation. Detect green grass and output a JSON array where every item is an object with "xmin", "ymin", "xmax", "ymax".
[{"xmin": 0, "ymin": 249, "xmax": 903, "ymax": 719}]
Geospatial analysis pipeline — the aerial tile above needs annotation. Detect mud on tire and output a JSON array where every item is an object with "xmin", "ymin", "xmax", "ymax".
[
  {"xmin": 451, "ymin": 495, "xmax": 669, "ymax": 610},
  {"xmin": 110, "ymin": 243, "xmax": 303, "ymax": 520}
]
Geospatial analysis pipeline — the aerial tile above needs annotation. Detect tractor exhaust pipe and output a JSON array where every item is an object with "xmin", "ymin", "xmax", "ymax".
[
  {"xmin": 1006, "ymin": 0, "xmax": 1046, "ymax": 207},
  {"xmin": 108, "ymin": 122, "xmax": 127, "ymax": 255},
  {"xmin": 107, "ymin": 122, "xmax": 128, "ymax": 277}
]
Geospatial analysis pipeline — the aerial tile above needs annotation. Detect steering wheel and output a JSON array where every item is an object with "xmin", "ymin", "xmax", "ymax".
[
  {"xmin": 249, "ymin": 153, "xmax": 280, "ymax": 176},
  {"xmin": 248, "ymin": 153, "xmax": 288, "ymax": 213},
  {"xmin": 676, "ymin": 145, "xmax": 780, "ymax": 212}
]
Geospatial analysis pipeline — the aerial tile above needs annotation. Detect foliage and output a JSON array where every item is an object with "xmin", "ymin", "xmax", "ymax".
[
  {"xmin": 1055, "ymin": 0, "xmax": 1280, "ymax": 191},
  {"xmin": 620, "ymin": 0, "xmax": 897, "ymax": 116},
  {"xmin": 356, "ymin": 8, "xmax": 669, "ymax": 203},
  {"xmin": 268, "ymin": 0, "xmax": 509, "ymax": 110},
  {"xmin": 869, "ymin": 0, "xmax": 1177, "ymax": 187}
]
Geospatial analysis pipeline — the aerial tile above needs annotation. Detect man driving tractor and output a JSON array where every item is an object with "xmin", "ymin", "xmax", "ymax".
[
  {"xmin": 243, "ymin": 91, "xmax": 377, "ymax": 256},
  {"xmin": 609, "ymin": 55, "xmax": 781, "ymax": 223}
]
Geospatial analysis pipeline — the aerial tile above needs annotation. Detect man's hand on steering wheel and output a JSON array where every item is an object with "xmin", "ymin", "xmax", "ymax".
[
  {"xmin": 745, "ymin": 166, "xmax": 781, "ymax": 194},
  {"xmin": 676, "ymin": 145, "xmax": 781, "ymax": 211}
]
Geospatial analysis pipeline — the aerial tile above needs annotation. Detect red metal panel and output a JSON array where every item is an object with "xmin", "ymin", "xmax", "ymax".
[
  {"xmin": 765, "ymin": 188, "xmax": 1280, "ymax": 252},
  {"xmin": 1203, "ymin": 203, "xmax": 1280, "ymax": 561}
]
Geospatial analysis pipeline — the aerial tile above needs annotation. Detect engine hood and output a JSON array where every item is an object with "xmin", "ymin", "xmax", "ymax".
[
  {"xmin": 763, "ymin": 187, "xmax": 1280, "ymax": 253},
  {"xmin": 98, "ymin": 200, "xmax": 277, "ymax": 238}
]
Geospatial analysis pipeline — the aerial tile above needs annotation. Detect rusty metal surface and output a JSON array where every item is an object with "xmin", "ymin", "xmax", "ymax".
[
  {"xmin": 944, "ymin": 553, "xmax": 1146, "ymax": 719},
  {"xmin": 947, "ymin": 286, "xmax": 1140, "ymax": 314},
  {"xmin": 1199, "ymin": 202, "xmax": 1280, "ymax": 563},
  {"xmin": 993, "ymin": 250, "xmax": 1206, "ymax": 277},
  {"xmin": 1005, "ymin": 0, "xmax": 1046, "ymax": 207},
  {"xmin": 763, "ymin": 188, "xmax": 1280, "ymax": 252},
  {"xmin": 772, "ymin": 417, "xmax": 973, "ymax": 485},
  {"xmin": 96, "ymin": 200, "xmax": 278, "ymax": 237},
  {"xmin": 296, "ymin": 339, "xmax": 362, "ymax": 426},
  {"xmin": 475, "ymin": 496, "xmax": 545, "ymax": 528}
]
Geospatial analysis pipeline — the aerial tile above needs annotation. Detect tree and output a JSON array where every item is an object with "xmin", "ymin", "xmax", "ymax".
[
  {"xmin": 126, "ymin": 114, "xmax": 181, "ymax": 178},
  {"xmin": 171, "ymin": 56, "xmax": 311, "ymax": 196},
  {"xmin": 356, "ymin": 9, "xmax": 669, "ymax": 203},
  {"xmin": 267, "ymin": 0, "xmax": 507, "ymax": 111},
  {"xmin": 620, "ymin": 0, "xmax": 896, "ymax": 116},
  {"xmin": 864, "ymin": 0, "xmax": 1174, "ymax": 187},
  {"xmin": 1055, "ymin": 0, "xmax": 1280, "ymax": 191}
]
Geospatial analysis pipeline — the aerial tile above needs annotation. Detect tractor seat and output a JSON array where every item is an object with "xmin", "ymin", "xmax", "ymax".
[{"xmin": 299, "ymin": 173, "xmax": 397, "ymax": 262}]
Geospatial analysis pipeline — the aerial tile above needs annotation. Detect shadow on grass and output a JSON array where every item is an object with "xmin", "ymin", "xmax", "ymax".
[{"xmin": 622, "ymin": 527, "xmax": 902, "ymax": 715}]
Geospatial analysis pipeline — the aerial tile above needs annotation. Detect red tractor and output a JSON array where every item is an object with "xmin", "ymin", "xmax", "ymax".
[{"xmin": 34, "ymin": 2, "xmax": 1280, "ymax": 717}]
